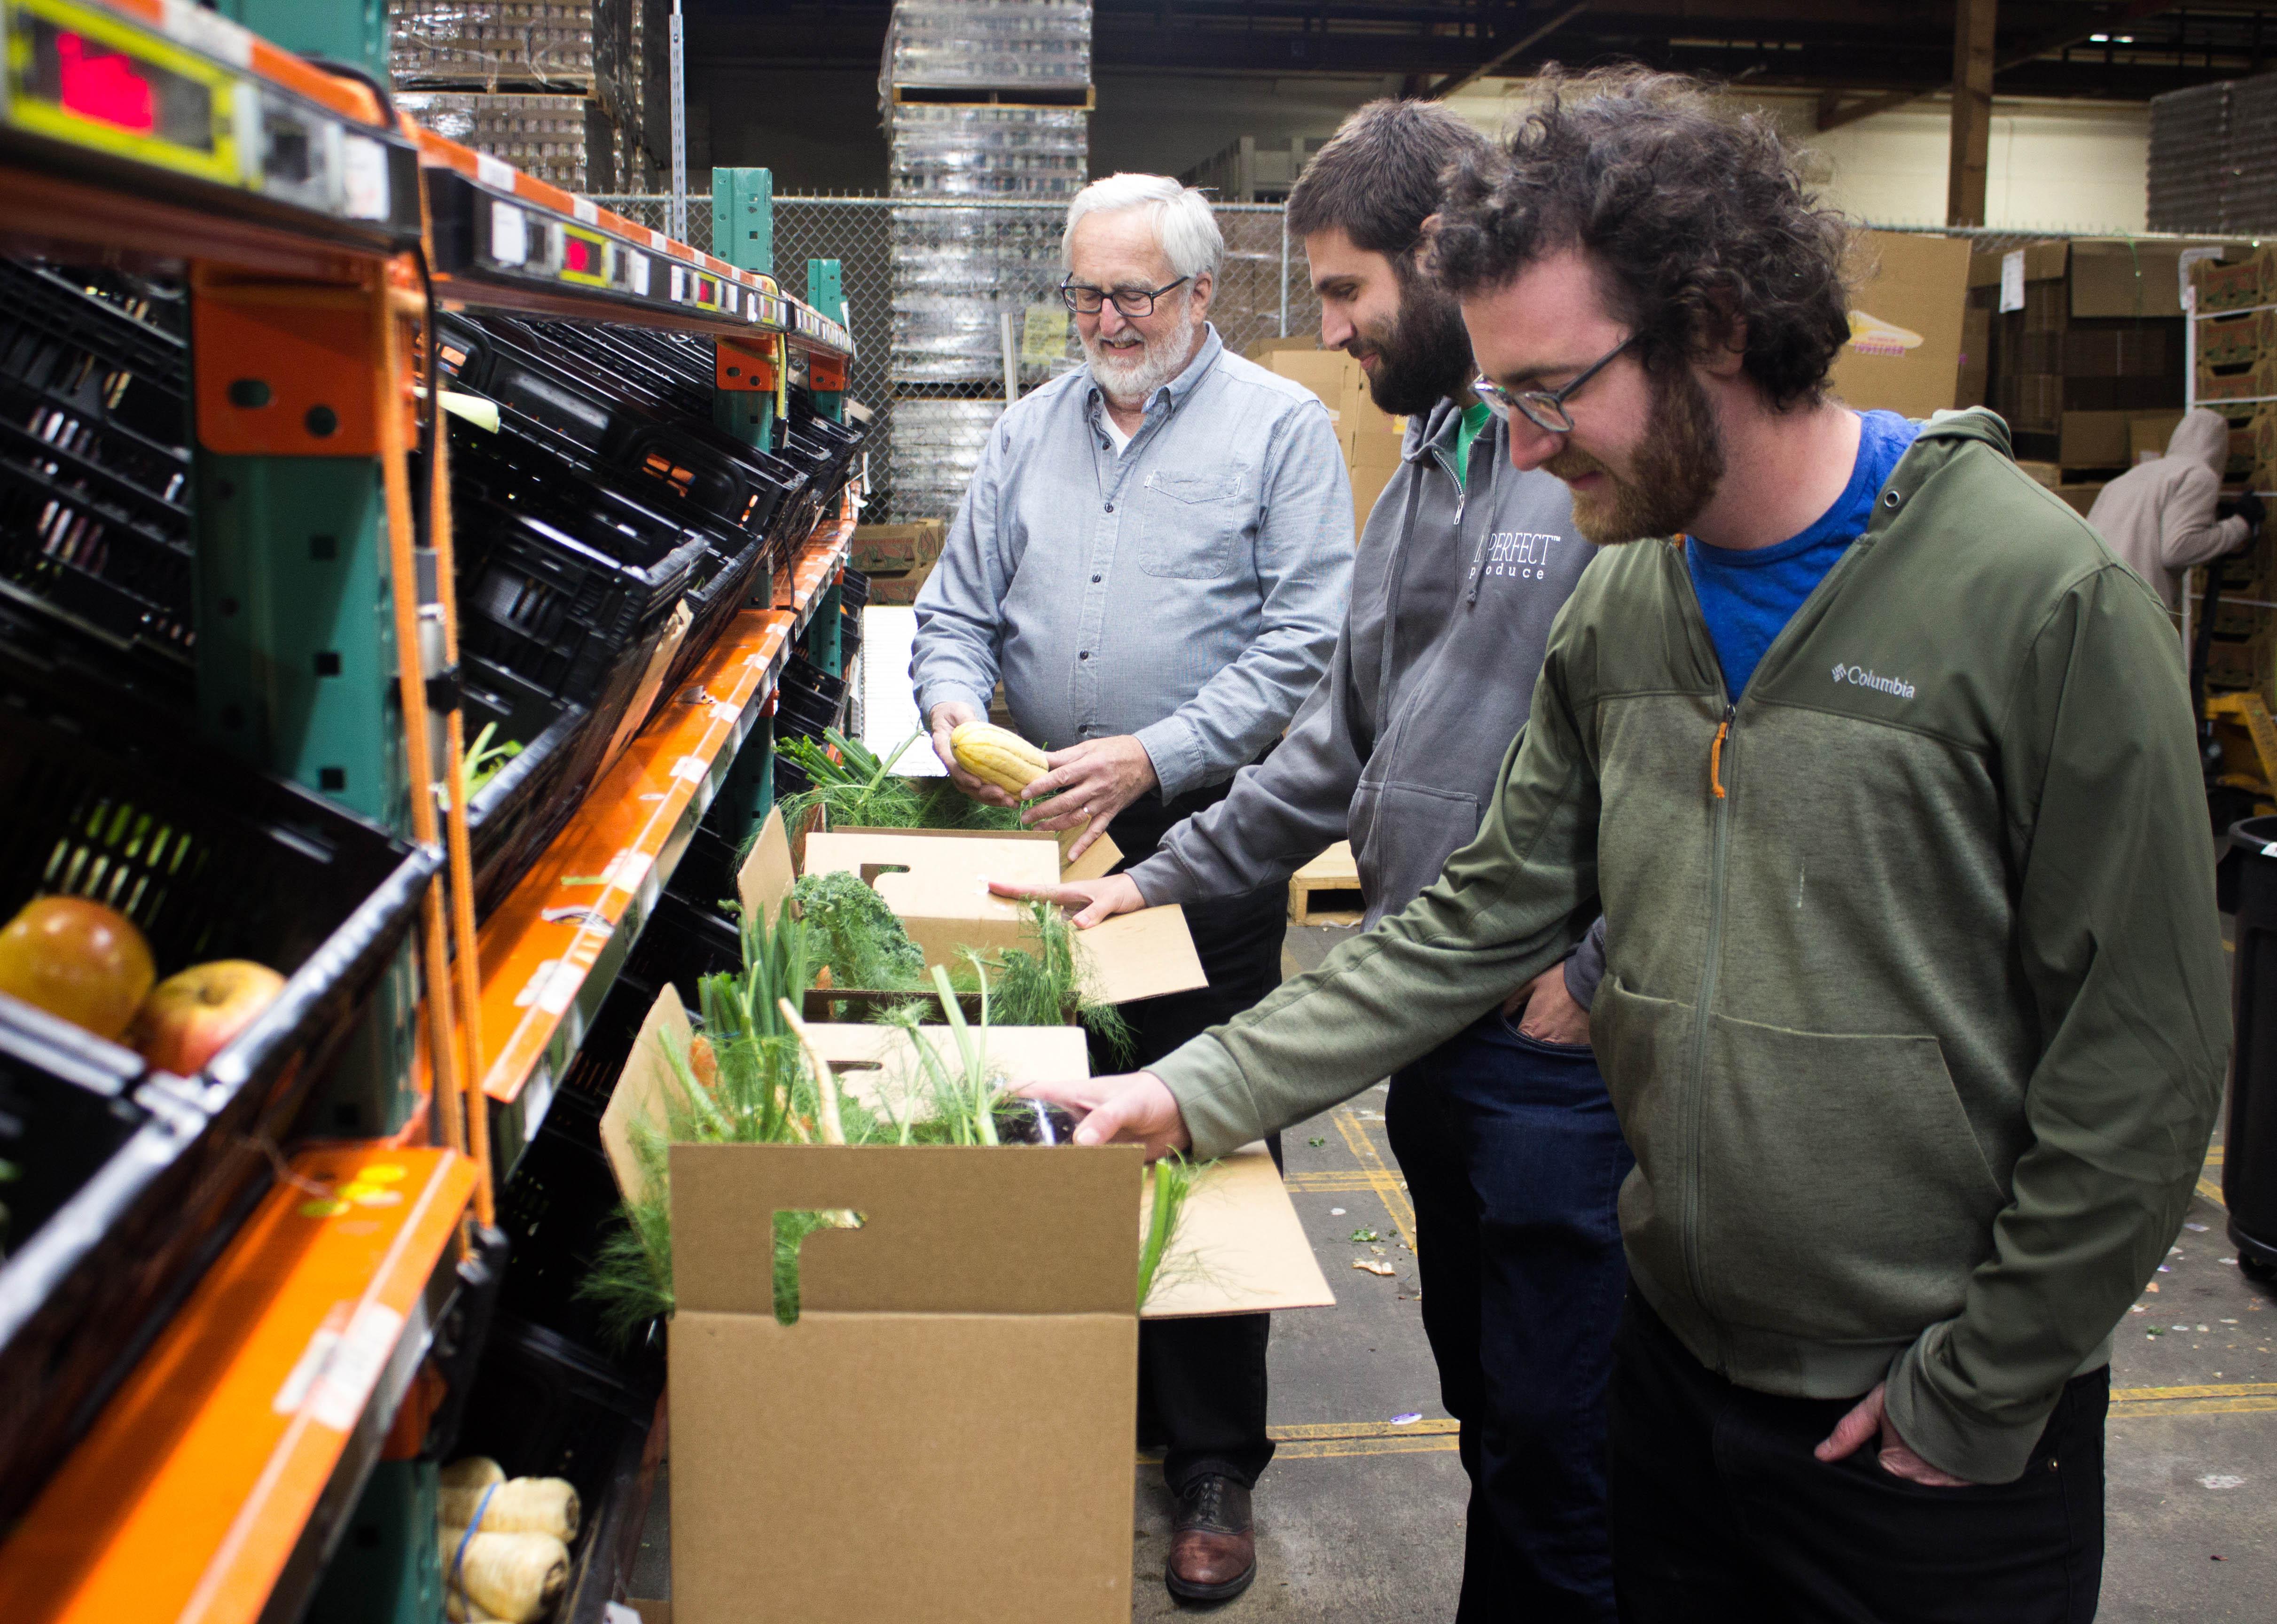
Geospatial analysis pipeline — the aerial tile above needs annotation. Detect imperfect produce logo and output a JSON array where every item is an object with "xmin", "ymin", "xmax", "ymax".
[
  {"xmin": 1484, "ymin": 530, "xmax": 1561, "ymax": 580},
  {"xmin": 1845, "ymin": 311, "xmax": 1924, "ymax": 358}
]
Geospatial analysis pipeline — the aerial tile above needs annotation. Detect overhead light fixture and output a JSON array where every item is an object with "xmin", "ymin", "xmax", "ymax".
[{"xmin": 2090, "ymin": 32, "xmax": 2109, "ymax": 41}]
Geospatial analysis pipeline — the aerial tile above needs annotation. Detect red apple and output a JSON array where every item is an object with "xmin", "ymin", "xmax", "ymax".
[
  {"xmin": 127, "ymin": 960, "xmax": 287, "ymax": 1076},
  {"xmin": 0, "ymin": 897, "xmax": 155, "ymax": 1041}
]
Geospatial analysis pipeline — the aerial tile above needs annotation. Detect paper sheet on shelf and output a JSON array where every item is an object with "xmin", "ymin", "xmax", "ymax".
[{"xmin": 860, "ymin": 606, "xmax": 942, "ymax": 775}]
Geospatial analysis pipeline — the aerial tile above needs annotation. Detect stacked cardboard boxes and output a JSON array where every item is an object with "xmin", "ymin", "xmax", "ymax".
[
  {"xmin": 600, "ymin": 809, "xmax": 1332, "ymax": 1622},
  {"xmin": 1968, "ymin": 239, "xmax": 2196, "ymax": 483},
  {"xmin": 849, "ymin": 519, "xmax": 947, "ymax": 605},
  {"xmin": 1245, "ymin": 340, "xmax": 1406, "ymax": 539}
]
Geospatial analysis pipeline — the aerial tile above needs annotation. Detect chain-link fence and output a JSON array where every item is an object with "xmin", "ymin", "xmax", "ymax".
[
  {"xmin": 590, "ymin": 193, "xmax": 1319, "ymax": 521},
  {"xmin": 588, "ymin": 193, "xmax": 2226, "ymax": 522}
]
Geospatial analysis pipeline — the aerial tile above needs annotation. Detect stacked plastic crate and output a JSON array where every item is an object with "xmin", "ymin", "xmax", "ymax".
[
  {"xmin": 884, "ymin": 0, "xmax": 1091, "ymax": 519},
  {"xmin": 2151, "ymin": 76, "xmax": 2277, "ymax": 234},
  {"xmin": 392, "ymin": 1, "xmax": 638, "ymax": 194}
]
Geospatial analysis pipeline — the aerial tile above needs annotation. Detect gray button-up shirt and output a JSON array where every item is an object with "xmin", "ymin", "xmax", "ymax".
[{"xmin": 910, "ymin": 324, "xmax": 1354, "ymax": 799}]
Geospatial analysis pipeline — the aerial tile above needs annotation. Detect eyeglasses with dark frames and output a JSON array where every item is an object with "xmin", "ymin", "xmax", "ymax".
[
  {"xmin": 1474, "ymin": 333, "xmax": 1638, "ymax": 435},
  {"xmin": 1060, "ymin": 275, "xmax": 1192, "ymax": 318}
]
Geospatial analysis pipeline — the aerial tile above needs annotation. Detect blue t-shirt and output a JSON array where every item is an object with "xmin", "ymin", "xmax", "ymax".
[{"xmin": 1686, "ymin": 410, "xmax": 1921, "ymax": 702}]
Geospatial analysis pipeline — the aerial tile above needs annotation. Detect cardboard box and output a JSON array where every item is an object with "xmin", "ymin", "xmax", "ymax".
[
  {"xmin": 2054, "ymin": 482, "xmax": 2106, "ymax": 517},
  {"xmin": 863, "ymin": 555, "xmax": 936, "ymax": 607},
  {"xmin": 2068, "ymin": 240, "xmax": 2192, "ymax": 320},
  {"xmin": 2059, "ymin": 411, "xmax": 2136, "ymax": 469},
  {"xmin": 2192, "ymin": 250, "xmax": 2272, "ymax": 314},
  {"xmin": 1968, "ymin": 239, "xmax": 2070, "ymax": 288},
  {"xmin": 2199, "ymin": 309, "xmax": 2277, "ymax": 369},
  {"xmin": 2132, "ymin": 416, "xmax": 2180, "ymax": 464},
  {"xmin": 1830, "ymin": 230, "xmax": 1971, "ymax": 420},
  {"xmin": 2199, "ymin": 356, "xmax": 2277, "ymax": 403},
  {"xmin": 851, "ymin": 519, "xmax": 946, "ymax": 576},
  {"xmin": 667, "ymin": 1138, "xmax": 1142, "ymax": 1624},
  {"xmin": 2015, "ymin": 460, "xmax": 2063, "ymax": 489},
  {"xmin": 737, "ymin": 808, "xmax": 1198, "ymax": 1005}
]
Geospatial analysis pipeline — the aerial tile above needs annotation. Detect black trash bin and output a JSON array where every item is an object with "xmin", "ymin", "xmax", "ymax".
[{"xmin": 2226, "ymin": 814, "xmax": 2277, "ymax": 1271}]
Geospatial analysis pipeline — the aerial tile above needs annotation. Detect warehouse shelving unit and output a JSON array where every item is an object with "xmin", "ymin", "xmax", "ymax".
[{"xmin": 0, "ymin": 1, "xmax": 861, "ymax": 1617}]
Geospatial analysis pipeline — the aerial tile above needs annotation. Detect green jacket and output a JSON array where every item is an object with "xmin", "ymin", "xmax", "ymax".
[{"xmin": 1154, "ymin": 410, "xmax": 2229, "ymax": 1483}]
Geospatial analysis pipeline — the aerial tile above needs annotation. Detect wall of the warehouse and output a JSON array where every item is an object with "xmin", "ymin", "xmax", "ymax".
[
  {"xmin": 692, "ymin": 66, "xmax": 890, "ymax": 194},
  {"xmin": 1445, "ymin": 80, "xmax": 2151, "ymax": 233},
  {"xmin": 695, "ymin": 63, "xmax": 2150, "ymax": 233}
]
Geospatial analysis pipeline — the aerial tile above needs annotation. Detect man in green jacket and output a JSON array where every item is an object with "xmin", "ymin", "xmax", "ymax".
[{"xmin": 1031, "ymin": 68, "xmax": 2228, "ymax": 1619}]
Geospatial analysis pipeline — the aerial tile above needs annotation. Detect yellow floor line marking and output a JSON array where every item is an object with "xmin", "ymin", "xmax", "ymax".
[
  {"xmin": 2114, "ymin": 1382, "xmax": 2277, "ymax": 1402},
  {"xmin": 2198, "ymin": 1175, "xmax": 2228, "ymax": 1210},
  {"xmin": 1275, "ymin": 1434, "xmax": 1463, "ymax": 1460},
  {"xmin": 2207, "ymin": 1146, "xmax": 2226, "ymax": 1164},
  {"xmin": 1271, "ymin": 1419, "xmax": 1460, "ymax": 1442},
  {"xmin": 2109, "ymin": 1395, "xmax": 2277, "ymax": 1418},
  {"xmin": 1333, "ymin": 1107, "xmax": 1418, "ymax": 1254},
  {"xmin": 1283, "ymin": 1171, "xmax": 1401, "ymax": 1194}
]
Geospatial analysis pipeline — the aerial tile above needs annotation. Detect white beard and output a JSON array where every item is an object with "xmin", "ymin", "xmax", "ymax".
[{"xmin": 1084, "ymin": 309, "xmax": 1201, "ymax": 410}]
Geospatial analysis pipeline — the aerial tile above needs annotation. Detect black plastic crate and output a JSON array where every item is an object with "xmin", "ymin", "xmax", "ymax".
[
  {"xmin": 460, "ymin": 652, "xmax": 595, "ymax": 921},
  {"xmin": 0, "ymin": 997, "xmax": 220, "ymax": 1524},
  {"xmin": 0, "ymin": 259, "xmax": 194, "ymax": 670},
  {"xmin": 451, "ymin": 1315, "xmax": 660, "ymax": 1624},
  {"xmin": 839, "ymin": 566, "xmax": 870, "ymax": 611},
  {"xmin": 659, "ymin": 531, "xmax": 766, "ymax": 703},
  {"xmin": 454, "ymin": 494, "xmax": 703, "ymax": 709},
  {"xmin": 0, "ymin": 596, "xmax": 439, "ymax": 1321},
  {"xmin": 524, "ymin": 318, "xmax": 713, "ymax": 424},
  {"xmin": 438, "ymin": 315, "xmax": 800, "ymax": 539}
]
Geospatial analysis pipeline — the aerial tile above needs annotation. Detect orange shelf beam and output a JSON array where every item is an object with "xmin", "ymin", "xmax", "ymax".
[
  {"xmin": 472, "ymin": 499, "xmax": 856, "ymax": 1145},
  {"xmin": 0, "ymin": 1147, "xmax": 477, "ymax": 1624}
]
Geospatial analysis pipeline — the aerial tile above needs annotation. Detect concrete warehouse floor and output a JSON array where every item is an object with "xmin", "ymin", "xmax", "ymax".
[{"xmin": 629, "ymin": 923, "xmax": 2277, "ymax": 1619}]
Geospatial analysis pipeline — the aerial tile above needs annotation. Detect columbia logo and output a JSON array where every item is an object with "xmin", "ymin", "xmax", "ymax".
[{"xmin": 1832, "ymin": 662, "xmax": 1916, "ymax": 700}]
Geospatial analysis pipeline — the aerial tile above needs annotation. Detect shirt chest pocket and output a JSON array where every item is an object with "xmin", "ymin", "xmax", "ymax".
[{"xmin": 1137, "ymin": 468, "xmax": 1248, "ymax": 579}]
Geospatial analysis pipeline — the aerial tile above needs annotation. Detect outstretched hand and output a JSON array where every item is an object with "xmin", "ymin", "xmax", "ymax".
[
  {"xmin": 1813, "ymin": 1382, "xmax": 1974, "ymax": 1487},
  {"xmin": 1017, "ymin": 1071, "xmax": 1192, "ymax": 1161},
  {"xmin": 987, "ymin": 873, "xmax": 1148, "ymax": 928}
]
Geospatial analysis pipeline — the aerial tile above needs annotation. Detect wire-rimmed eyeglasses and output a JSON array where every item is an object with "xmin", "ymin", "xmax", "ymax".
[
  {"xmin": 1060, "ymin": 275, "xmax": 1191, "ymax": 318},
  {"xmin": 1474, "ymin": 333, "xmax": 1637, "ymax": 435}
]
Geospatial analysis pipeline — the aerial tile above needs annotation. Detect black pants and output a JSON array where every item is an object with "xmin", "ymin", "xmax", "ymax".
[
  {"xmin": 1611, "ymin": 1292, "xmax": 2107, "ymax": 1624},
  {"xmin": 1386, "ymin": 1014, "xmax": 1629, "ymax": 1622},
  {"xmin": 1095, "ymin": 781, "xmax": 1286, "ymax": 1494}
]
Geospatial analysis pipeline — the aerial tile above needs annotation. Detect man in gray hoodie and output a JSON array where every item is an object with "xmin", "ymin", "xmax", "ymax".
[
  {"xmin": 1005, "ymin": 100, "xmax": 1623, "ymax": 1621},
  {"xmin": 2087, "ymin": 406, "xmax": 2264, "ymax": 607}
]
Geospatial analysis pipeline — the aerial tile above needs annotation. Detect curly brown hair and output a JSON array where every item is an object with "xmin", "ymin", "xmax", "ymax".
[{"xmin": 1432, "ymin": 66, "xmax": 1854, "ymax": 411}]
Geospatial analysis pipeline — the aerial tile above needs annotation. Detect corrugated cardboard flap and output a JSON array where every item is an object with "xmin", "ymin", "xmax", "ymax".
[
  {"xmin": 672, "ymin": 1142, "xmax": 1145, "ymax": 1317},
  {"xmin": 599, "ymin": 984, "xmax": 696, "ymax": 1208},
  {"xmin": 1142, "ymin": 1143, "xmax": 1337, "ymax": 1319}
]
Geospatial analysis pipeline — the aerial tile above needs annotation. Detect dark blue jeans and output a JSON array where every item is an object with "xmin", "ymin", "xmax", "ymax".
[{"xmin": 1385, "ymin": 1011, "xmax": 1633, "ymax": 1624}]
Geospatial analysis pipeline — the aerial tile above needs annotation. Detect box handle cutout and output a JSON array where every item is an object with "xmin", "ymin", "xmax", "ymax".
[{"xmin": 774, "ymin": 1208, "xmax": 867, "ymax": 1324}]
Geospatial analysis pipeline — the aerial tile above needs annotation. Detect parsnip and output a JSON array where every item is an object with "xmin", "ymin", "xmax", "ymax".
[
  {"xmin": 437, "ymin": 1526, "xmax": 569, "ymax": 1623},
  {"xmin": 438, "ymin": 1476, "xmax": 580, "ymax": 1541},
  {"xmin": 439, "ymin": 1457, "xmax": 506, "ymax": 1492}
]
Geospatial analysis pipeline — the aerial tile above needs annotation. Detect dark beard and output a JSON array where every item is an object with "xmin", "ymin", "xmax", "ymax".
[
  {"xmin": 1351, "ymin": 282, "xmax": 1475, "ymax": 417},
  {"xmin": 1544, "ymin": 363, "xmax": 1726, "ymax": 546}
]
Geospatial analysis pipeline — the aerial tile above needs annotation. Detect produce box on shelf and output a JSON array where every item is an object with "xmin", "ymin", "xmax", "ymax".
[
  {"xmin": 2199, "ymin": 308, "xmax": 2277, "ymax": 369},
  {"xmin": 2192, "ymin": 249, "xmax": 2276, "ymax": 314},
  {"xmin": 0, "ymin": 258, "xmax": 194, "ymax": 677},
  {"xmin": 2197, "ymin": 355, "xmax": 2277, "ymax": 403},
  {"xmin": 0, "ymin": 602, "xmax": 439, "ymax": 1522}
]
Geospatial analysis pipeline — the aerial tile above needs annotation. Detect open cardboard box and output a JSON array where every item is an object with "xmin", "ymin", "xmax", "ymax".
[
  {"xmin": 596, "ymin": 974, "xmax": 1333, "ymax": 1622},
  {"xmin": 598, "ymin": 983, "xmax": 1332, "ymax": 1320},
  {"xmin": 743, "ymin": 807, "xmax": 1207, "ymax": 1007}
]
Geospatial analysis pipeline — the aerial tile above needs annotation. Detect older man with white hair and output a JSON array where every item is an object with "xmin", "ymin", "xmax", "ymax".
[{"xmin": 912, "ymin": 173, "xmax": 1353, "ymax": 1602}]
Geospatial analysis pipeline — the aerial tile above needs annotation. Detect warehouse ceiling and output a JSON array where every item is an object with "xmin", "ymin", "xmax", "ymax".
[{"xmin": 694, "ymin": 0, "xmax": 2277, "ymax": 110}]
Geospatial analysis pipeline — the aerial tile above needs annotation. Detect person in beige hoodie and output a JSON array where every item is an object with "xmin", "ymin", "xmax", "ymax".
[{"xmin": 2086, "ymin": 407, "xmax": 2264, "ymax": 606}]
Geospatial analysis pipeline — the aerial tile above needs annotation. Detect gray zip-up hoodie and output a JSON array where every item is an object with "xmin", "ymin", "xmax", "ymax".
[
  {"xmin": 2085, "ymin": 407, "xmax": 2250, "ymax": 607},
  {"xmin": 1129, "ymin": 398, "xmax": 1596, "ymax": 960}
]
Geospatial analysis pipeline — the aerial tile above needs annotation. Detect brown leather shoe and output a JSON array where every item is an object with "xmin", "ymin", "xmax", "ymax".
[{"xmin": 1166, "ymin": 1474, "xmax": 1257, "ymax": 1603}]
